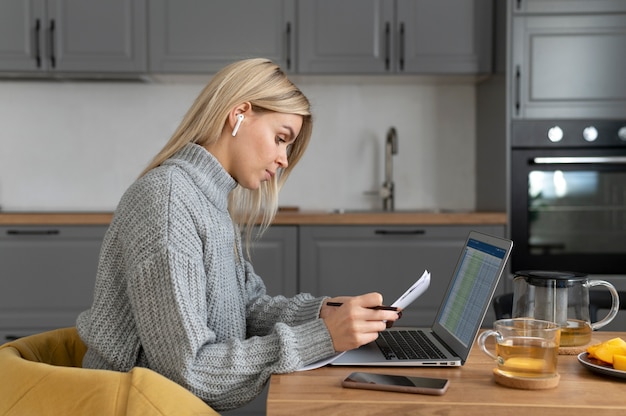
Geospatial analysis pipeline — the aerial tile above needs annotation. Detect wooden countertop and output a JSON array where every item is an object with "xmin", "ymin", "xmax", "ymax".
[{"xmin": 0, "ymin": 211, "xmax": 507, "ymax": 226}]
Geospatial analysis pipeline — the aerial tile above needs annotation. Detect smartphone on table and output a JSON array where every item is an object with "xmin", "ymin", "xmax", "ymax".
[{"xmin": 342, "ymin": 372, "xmax": 449, "ymax": 395}]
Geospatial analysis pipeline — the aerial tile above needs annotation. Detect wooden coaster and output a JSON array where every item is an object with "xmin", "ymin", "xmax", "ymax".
[
  {"xmin": 559, "ymin": 344, "xmax": 587, "ymax": 355},
  {"xmin": 559, "ymin": 337, "xmax": 600, "ymax": 355},
  {"xmin": 493, "ymin": 369, "xmax": 560, "ymax": 390}
]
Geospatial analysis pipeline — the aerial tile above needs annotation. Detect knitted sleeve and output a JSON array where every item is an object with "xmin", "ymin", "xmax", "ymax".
[{"xmin": 241, "ymin": 259, "xmax": 328, "ymax": 336}]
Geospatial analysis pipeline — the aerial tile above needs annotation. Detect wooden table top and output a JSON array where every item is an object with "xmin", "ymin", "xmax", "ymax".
[{"xmin": 267, "ymin": 331, "xmax": 626, "ymax": 415}]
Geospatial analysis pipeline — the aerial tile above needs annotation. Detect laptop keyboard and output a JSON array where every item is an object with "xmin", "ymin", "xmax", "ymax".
[{"xmin": 375, "ymin": 330, "xmax": 446, "ymax": 360}]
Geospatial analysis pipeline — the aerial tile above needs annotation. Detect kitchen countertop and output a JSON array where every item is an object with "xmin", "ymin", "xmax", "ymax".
[{"xmin": 0, "ymin": 211, "xmax": 506, "ymax": 226}]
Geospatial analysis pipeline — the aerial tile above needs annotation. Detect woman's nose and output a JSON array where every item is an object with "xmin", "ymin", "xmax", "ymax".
[{"xmin": 277, "ymin": 147, "xmax": 289, "ymax": 168}]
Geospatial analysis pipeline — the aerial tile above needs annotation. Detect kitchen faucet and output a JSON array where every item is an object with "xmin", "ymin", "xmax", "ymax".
[{"xmin": 381, "ymin": 127, "xmax": 397, "ymax": 211}]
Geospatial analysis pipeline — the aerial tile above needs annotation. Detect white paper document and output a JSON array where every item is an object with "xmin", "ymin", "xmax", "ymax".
[
  {"xmin": 298, "ymin": 270, "xmax": 431, "ymax": 371},
  {"xmin": 391, "ymin": 269, "xmax": 430, "ymax": 310}
]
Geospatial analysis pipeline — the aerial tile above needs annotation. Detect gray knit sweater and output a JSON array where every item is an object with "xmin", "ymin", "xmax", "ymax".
[{"xmin": 77, "ymin": 143, "xmax": 336, "ymax": 411}]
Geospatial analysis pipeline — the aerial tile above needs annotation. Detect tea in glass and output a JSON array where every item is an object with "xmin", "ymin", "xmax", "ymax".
[
  {"xmin": 559, "ymin": 319, "xmax": 592, "ymax": 347},
  {"xmin": 496, "ymin": 336, "xmax": 559, "ymax": 378}
]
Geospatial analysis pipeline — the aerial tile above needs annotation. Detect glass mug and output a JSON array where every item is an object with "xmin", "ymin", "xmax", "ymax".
[{"xmin": 478, "ymin": 318, "xmax": 560, "ymax": 379}]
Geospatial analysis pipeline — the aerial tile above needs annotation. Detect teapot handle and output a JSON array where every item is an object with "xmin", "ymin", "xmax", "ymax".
[{"xmin": 588, "ymin": 280, "xmax": 620, "ymax": 330}]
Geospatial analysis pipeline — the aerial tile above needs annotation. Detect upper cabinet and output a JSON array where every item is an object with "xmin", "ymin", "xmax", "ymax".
[
  {"xmin": 510, "ymin": 0, "xmax": 626, "ymax": 119},
  {"xmin": 297, "ymin": 0, "xmax": 493, "ymax": 75},
  {"xmin": 149, "ymin": 0, "xmax": 296, "ymax": 73},
  {"xmin": 0, "ymin": 0, "xmax": 494, "ymax": 77},
  {"xmin": 513, "ymin": 0, "xmax": 626, "ymax": 14},
  {"xmin": 0, "ymin": 0, "xmax": 147, "ymax": 75}
]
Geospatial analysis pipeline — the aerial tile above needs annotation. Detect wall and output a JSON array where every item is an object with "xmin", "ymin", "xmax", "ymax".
[{"xmin": 0, "ymin": 76, "xmax": 477, "ymax": 212}]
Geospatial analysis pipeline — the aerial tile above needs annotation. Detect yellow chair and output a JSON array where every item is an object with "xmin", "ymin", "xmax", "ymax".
[{"xmin": 0, "ymin": 327, "xmax": 219, "ymax": 415}]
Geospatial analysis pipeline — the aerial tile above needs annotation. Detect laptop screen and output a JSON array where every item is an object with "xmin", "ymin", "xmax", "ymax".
[{"xmin": 435, "ymin": 235, "xmax": 510, "ymax": 348}]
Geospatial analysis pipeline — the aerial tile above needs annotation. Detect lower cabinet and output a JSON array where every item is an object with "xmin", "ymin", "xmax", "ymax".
[
  {"xmin": 298, "ymin": 224, "xmax": 506, "ymax": 328},
  {"xmin": 0, "ymin": 225, "xmax": 107, "ymax": 343},
  {"xmin": 246, "ymin": 226, "xmax": 298, "ymax": 297}
]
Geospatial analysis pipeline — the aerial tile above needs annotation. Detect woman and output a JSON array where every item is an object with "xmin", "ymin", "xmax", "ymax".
[{"xmin": 76, "ymin": 58, "xmax": 399, "ymax": 411}]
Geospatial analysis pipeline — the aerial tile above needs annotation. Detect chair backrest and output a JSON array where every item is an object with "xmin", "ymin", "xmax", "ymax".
[
  {"xmin": 492, "ymin": 291, "xmax": 625, "ymax": 322},
  {"xmin": 0, "ymin": 327, "xmax": 218, "ymax": 416},
  {"xmin": 492, "ymin": 293, "xmax": 514, "ymax": 320}
]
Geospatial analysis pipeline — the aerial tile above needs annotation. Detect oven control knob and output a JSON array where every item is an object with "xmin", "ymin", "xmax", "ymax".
[
  {"xmin": 583, "ymin": 126, "xmax": 598, "ymax": 142},
  {"xmin": 547, "ymin": 126, "xmax": 563, "ymax": 142},
  {"xmin": 618, "ymin": 126, "xmax": 626, "ymax": 141}
]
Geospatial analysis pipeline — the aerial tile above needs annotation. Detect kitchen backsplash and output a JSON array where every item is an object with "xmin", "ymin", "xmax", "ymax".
[{"xmin": 0, "ymin": 76, "xmax": 477, "ymax": 212}]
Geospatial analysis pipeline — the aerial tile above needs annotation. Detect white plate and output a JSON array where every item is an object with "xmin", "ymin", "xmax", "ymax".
[{"xmin": 577, "ymin": 352, "xmax": 626, "ymax": 380}]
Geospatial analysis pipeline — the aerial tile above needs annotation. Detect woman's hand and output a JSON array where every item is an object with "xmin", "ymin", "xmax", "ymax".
[{"xmin": 320, "ymin": 292, "xmax": 401, "ymax": 352}]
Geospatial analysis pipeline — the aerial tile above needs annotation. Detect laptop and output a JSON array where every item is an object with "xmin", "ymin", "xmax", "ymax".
[{"xmin": 330, "ymin": 230, "xmax": 513, "ymax": 367}]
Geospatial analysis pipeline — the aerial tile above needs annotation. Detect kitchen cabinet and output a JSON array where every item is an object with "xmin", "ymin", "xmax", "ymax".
[
  {"xmin": 298, "ymin": 225, "xmax": 506, "ymax": 328},
  {"xmin": 297, "ymin": 0, "xmax": 493, "ymax": 74},
  {"xmin": 148, "ymin": 0, "xmax": 295, "ymax": 73},
  {"xmin": 247, "ymin": 226, "xmax": 298, "ymax": 298},
  {"xmin": 0, "ymin": 0, "xmax": 147, "ymax": 75},
  {"xmin": 509, "ymin": 0, "xmax": 626, "ymax": 119},
  {"xmin": 0, "ymin": 225, "xmax": 106, "ymax": 343}
]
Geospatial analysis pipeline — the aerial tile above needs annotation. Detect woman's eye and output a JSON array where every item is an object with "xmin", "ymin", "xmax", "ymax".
[{"xmin": 276, "ymin": 136, "xmax": 286, "ymax": 144}]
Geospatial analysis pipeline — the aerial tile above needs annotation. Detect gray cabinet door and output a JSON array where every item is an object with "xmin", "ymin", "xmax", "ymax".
[
  {"xmin": 0, "ymin": 225, "xmax": 106, "ymax": 341},
  {"xmin": 0, "ymin": 0, "xmax": 146, "ymax": 73},
  {"xmin": 298, "ymin": 225, "xmax": 505, "ymax": 328},
  {"xmin": 399, "ymin": 0, "xmax": 493, "ymax": 74},
  {"xmin": 48, "ymin": 0, "xmax": 147, "ymax": 73},
  {"xmin": 149, "ymin": 0, "xmax": 296, "ymax": 73},
  {"xmin": 247, "ymin": 226, "xmax": 298, "ymax": 298},
  {"xmin": 511, "ymin": 10, "xmax": 626, "ymax": 119},
  {"xmin": 297, "ymin": 0, "xmax": 394, "ymax": 73},
  {"xmin": 297, "ymin": 0, "xmax": 492, "ymax": 74},
  {"xmin": 0, "ymin": 0, "xmax": 44, "ymax": 71}
]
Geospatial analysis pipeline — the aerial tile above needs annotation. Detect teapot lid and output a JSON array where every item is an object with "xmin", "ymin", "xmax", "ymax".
[{"xmin": 515, "ymin": 270, "xmax": 588, "ymax": 287}]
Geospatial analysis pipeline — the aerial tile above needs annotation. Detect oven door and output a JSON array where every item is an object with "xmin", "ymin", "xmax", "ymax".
[{"xmin": 511, "ymin": 148, "xmax": 626, "ymax": 274}]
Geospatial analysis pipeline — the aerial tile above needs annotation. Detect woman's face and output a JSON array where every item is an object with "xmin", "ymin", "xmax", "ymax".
[{"xmin": 229, "ymin": 110, "xmax": 303, "ymax": 190}]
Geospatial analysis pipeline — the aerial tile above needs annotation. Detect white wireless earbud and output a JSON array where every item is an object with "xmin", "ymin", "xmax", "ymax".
[{"xmin": 232, "ymin": 114, "xmax": 244, "ymax": 136}]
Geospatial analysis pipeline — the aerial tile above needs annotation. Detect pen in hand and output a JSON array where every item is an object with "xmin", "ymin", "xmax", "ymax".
[
  {"xmin": 326, "ymin": 302, "xmax": 398, "ymax": 311},
  {"xmin": 326, "ymin": 302, "xmax": 402, "ymax": 327}
]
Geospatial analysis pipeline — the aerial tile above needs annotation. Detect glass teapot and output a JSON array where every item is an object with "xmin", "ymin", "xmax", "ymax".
[{"xmin": 512, "ymin": 270, "xmax": 620, "ymax": 347}]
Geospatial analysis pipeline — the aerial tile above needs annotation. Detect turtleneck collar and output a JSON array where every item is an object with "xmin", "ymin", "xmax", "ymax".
[{"xmin": 162, "ymin": 143, "xmax": 237, "ymax": 212}]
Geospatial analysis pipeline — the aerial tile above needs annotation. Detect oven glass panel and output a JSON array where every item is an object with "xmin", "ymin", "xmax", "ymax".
[{"xmin": 528, "ymin": 170, "xmax": 626, "ymax": 255}]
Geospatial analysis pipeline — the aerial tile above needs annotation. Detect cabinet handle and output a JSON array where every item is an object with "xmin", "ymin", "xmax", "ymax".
[
  {"xmin": 398, "ymin": 22, "xmax": 405, "ymax": 71},
  {"xmin": 514, "ymin": 65, "xmax": 521, "ymax": 115},
  {"xmin": 384, "ymin": 22, "xmax": 391, "ymax": 71},
  {"xmin": 285, "ymin": 22, "xmax": 292, "ymax": 70},
  {"xmin": 374, "ymin": 229, "xmax": 425, "ymax": 236},
  {"xmin": 6, "ymin": 229, "xmax": 60, "ymax": 236},
  {"xmin": 34, "ymin": 18, "xmax": 41, "ymax": 68},
  {"xmin": 48, "ymin": 19, "xmax": 56, "ymax": 68}
]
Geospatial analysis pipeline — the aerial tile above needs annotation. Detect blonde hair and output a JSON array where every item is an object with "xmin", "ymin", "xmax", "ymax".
[{"xmin": 140, "ymin": 58, "xmax": 312, "ymax": 251}]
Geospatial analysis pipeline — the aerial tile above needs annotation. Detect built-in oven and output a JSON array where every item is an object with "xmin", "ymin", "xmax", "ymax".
[{"xmin": 510, "ymin": 120, "xmax": 626, "ymax": 275}]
